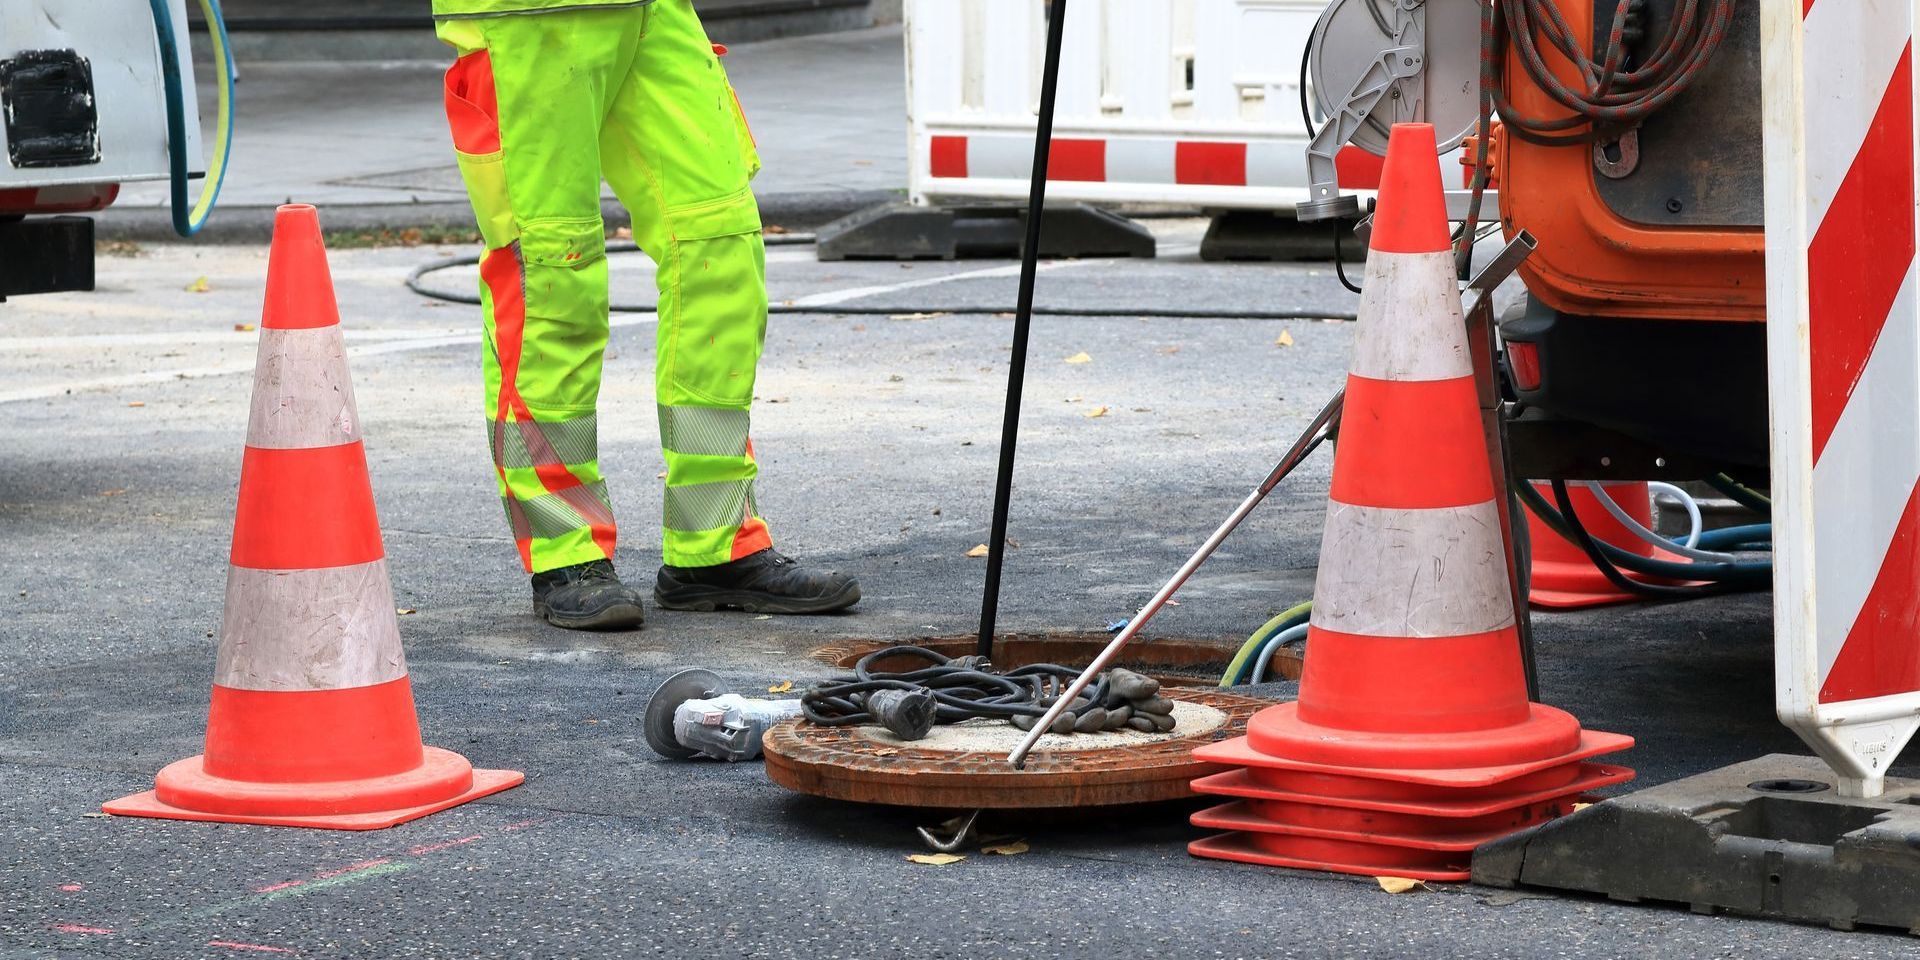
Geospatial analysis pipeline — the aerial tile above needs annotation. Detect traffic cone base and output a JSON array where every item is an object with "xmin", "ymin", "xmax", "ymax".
[
  {"xmin": 1186, "ymin": 831, "xmax": 1477, "ymax": 882},
  {"xmin": 1189, "ymin": 124, "xmax": 1630, "ymax": 876},
  {"xmin": 103, "ymin": 751, "xmax": 522, "ymax": 831},
  {"xmin": 1195, "ymin": 723, "xmax": 1632, "ymax": 789},
  {"xmin": 104, "ymin": 204, "xmax": 522, "ymax": 831},
  {"xmin": 1528, "ymin": 481, "xmax": 1701, "ymax": 609},
  {"xmin": 1190, "ymin": 762, "xmax": 1634, "ymax": 818}
]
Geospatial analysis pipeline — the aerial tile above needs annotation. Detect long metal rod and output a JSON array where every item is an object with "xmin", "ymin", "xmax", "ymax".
[
  {"xmin": 978, "ymin": 0, "xmax": 1069, "ymax": 659},
  {"xmin": 1007, "ymin": 389, "xmax": 1346, "ymax": 768}
]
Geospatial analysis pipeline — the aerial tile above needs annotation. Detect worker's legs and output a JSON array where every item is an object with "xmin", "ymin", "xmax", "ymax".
[
  {"xmin": 598, "ymin": 1, "xmax": 857, "ymax": 612},
  {"xmin": 438, "ymin": 12, "xmax": 648, "ymax": 627},
  {"xmin": 597, "ymin": 2, "xmax": 769, "ymax": 568}
]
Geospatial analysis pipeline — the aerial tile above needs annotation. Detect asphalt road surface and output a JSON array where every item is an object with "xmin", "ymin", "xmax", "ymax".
[{"xmin": 2, "ymin": 221, "xmax": 1901, "ymax": 958}]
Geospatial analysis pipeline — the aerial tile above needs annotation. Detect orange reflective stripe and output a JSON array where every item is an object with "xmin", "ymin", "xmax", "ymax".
[
  {"xmin": 230, "ymin": 443, "xmax": 385, "ymax": 570},
  {"xmin": 443, "ymin": 50, "xmax": 501, "ymax": 154}
]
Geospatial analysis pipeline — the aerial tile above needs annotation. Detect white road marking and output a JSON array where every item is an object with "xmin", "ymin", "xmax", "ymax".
[{"xmin": 1, "ymin": 253, "xmax": 1113, "ymax": 404}]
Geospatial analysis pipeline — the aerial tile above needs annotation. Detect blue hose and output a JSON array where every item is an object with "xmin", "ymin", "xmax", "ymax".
[{"xmin": 147, "ymin": 0, "xmax": 235, "ymax": 236}]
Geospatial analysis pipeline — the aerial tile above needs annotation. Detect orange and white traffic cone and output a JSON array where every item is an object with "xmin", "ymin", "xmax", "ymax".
[
  {"xmin": 1187, "ymin": 125, "xmax": 1632, "ymax": 880},
  {"xmin": 104, "ymin": 204, "xmax": 523, "ymax": 830},
  {"xmin": 1525, "ymin": 481, "xmax": 1696, "ymax": 608}
]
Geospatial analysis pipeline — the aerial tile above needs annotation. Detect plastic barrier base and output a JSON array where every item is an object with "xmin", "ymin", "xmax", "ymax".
[{"xmin": 1473, "ymin": 755, "xmax": 1920, "ymax": 934}]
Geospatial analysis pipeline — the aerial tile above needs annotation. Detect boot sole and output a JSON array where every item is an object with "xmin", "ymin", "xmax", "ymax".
[
  {"xmin": 652, "ymin": 581, "xmax": 861, "ymax": 615},
  {"xmin": 533, "ymin": 599, "xmax": 646, "ymax": 631}
]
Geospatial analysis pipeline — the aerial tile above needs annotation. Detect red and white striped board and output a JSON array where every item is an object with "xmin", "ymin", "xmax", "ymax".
[{"xmin": 1763, "ymin": 0, "xmax": 1920, "ymax": 797}]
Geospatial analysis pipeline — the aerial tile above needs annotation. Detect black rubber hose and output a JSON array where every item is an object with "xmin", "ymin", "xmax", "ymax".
[
  {"xmin": 1547, "ymin": 479, "xmax": 1751, "ymax": 600},
  {"xmin": 1705, "ymin": 473, "xmax": 1772, "ymax": 515},
  {"xmin": 403, "ymin": 243, "xmax": 1360, "ymax": 322},
  {"xmin": 802, "ymin": 645, "xmax": 1112, "ymax": 728}
]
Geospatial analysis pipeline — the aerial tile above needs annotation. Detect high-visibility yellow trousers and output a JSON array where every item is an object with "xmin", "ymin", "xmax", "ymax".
[{"xmin": 436, "ymin": 0, "xmax": 773, "ymax": 573}]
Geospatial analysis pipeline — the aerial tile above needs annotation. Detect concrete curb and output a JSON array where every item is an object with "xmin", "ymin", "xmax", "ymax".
[{"xmin": 95, "ymin": 188, "xmax": 902, "ymax": 243}]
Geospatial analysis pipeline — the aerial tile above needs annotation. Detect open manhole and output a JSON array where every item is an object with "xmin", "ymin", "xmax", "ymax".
[{"xmin": 810, "ymin": 632, "xmax": 1302, "ymax": 687}]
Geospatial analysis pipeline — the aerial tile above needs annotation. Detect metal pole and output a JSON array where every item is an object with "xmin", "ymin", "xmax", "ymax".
[
  {"xmin": 1007, "ymin": 390, "xmax": 1345, "ymax": 768},
  {"xmin": 978, "ymin": 0, "xmax": 1069, "ymax": 660}
]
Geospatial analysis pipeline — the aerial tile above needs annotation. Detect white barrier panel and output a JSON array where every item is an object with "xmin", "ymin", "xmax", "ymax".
[
  {"xmin": 905, "ymin": 0, "xmax": 1380, "ymax": 210},
  {"xmin": 1762, "ymin": 0, "xmax": 1920, "ymax": 798}
]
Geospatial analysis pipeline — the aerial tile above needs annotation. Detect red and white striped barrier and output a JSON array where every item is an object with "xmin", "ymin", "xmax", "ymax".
[
  {"xmin": 905, "ymin": 0, "xmax": 1380, "ymax": 210},
  {"xmin": 1763, "ymin": 0, "xmax": 1920, "ymax": 797}
]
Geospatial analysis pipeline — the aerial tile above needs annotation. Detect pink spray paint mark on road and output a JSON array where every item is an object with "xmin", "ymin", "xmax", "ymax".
[
  {"xmin": 312, "ymin": 858, "xmax": 391, "ymax": 880},
  {"xmin": 252, "ymin": 880, "xmax": 304, "ymax": 894},
  {"xmin": 408, "ymin": 835, "xmax": 483, "ymax": 856},
  {"xmin": 497, "ymin": 818, "xmax": 543, "ymax": 833},
  {"xmin": 51, "ymin": 923, "xmax": 113, "ymax": 935},
  {"xmin": 208, "ymin": 940, "xmax": 298, "ymax": 954},
  {"xmin": 57, "ymin": 883, "xmax": 83, "ymax": 892}
]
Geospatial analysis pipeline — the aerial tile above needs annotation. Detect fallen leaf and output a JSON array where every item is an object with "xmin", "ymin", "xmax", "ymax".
[
  {"xmin": 906, "ymin": 853, "xmax": 965, "ymax": 865},
  {"xmin": 395, "ymin": 608, "xmax": 418, "ymax": 616},
  {"xmin": 1158, "ymin": 345, "xmax": 1181, "ymax": 355},
  {"xmin": 1376, "ymin": 876, "xmax": 1429, "ymax": 894},
  {"xmin": 233, "ymin": 323, "xmax": 257, "ymax": 332},
  {"xmin": 965, "ymin": 544, "xmax": 991, "ymax": 558},
  {"xmin": 656, "ymin": 470, "xmax": 668, "ymax": 479},
  {"xmin": 1083, "ymin": 406, "xmax": 1109, "ymax": 419},
  {"xmin": 126, "ymin": 401, "xmax": 146, "ymax": 408},
  {"xmin": 851, "ymin": 324, "xmax": 867, "ymax": 332},
  {"xmin": 1275, "ymin": 329, "xmax": 1296, "ymax": 347},
  {"xmin": 1064, "ymin": 396, "xmax": 1083, "ymax": 403},
  {"xmin": 981, "ymin": 840, "xmax": 1029, "ymax": 856},
  {"xmin": 1064, "ymin": 352, "xmax": 1092, "ymax": 364},
  {"xmin": 888, "ymin": 374, "xmax": 905, "ymax": 382},
  {"xmin": 185, "ymin": 276, "xmax": 210, "ymax": 293},
  {"xmin": 99, "ymin": 489, "xmax": 126, "ymax": 497},
  {"xmin": 1571, "ymin": 802, "xmax": 1592, "ymax": 812},
  {"xmin": 765, "ymin": 224, "xmax": 789, "ymax": 235},
  {"xmin": 768, "ymin": 680, "xmax": 794, "ymax": 694}
]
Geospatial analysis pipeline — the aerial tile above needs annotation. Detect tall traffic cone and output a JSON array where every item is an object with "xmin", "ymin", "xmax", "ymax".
[
  {"xmin": 105, "ymin": 204, "xmax": 523, "ymax": 830},
  {"xmin": 1525, "ymin": 481, "xmax": 1696, "ymax": 608},
  {"xmin": 1187, "ymin": 125, "xmax": 1632, "ymax": 880}
]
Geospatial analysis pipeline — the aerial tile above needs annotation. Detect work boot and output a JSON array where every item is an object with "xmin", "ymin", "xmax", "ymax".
[
  {"xmin": 531, "ymin": 559, "xmax": 646, "ymax": 630},
  {"xmin": 653, "ymin": 548, "xmax": 860, "ymax": 614}
]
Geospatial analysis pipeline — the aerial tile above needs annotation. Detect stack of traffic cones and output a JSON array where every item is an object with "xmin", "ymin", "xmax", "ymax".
[
  {"xmin": 1526, "ymin": 481, "xmax": 1694, "ymax": 608},
  {"xmin": 105, "ymin": 204, "xmax": 522, "ymax": 829},
  {"xmin": 1187, "ymin": 125, "xmax": 1633, "ymax": 880}
]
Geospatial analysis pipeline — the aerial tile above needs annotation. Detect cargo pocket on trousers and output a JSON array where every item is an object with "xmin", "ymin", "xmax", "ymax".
[
  {"xmin": 662, "ymin": 190, "xmax": 764, "ymax": 407},
  {"xmin": 444, "ymin": 50, "xmax": 516, "ymax": 249}
]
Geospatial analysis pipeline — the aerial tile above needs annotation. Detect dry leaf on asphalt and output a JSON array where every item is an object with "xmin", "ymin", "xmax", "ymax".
[
  {"xmin": 1064, "ymin": 352, "xmax": 1092, "ymax": 364},
  {"xmin": 965, "ymin": 544, "xmax": 991, "ymax": 558},
  {"xmin": 1275, "ymin": 329, "xmax": 1296, "ymax": 347},
  {"xmin": 185, "ymin": 276, "xmax": 210, "ymax": 293},
  {"xmin": 905, "ymin": 853, "xmax": 965, "ymax": 865},
  {"xmin": 1376, "ymin": 877, "xmax": 1429, "ymax": 894},
  {"xmin": 233, "ymin": 323, "xmax": 256, "ymax": 332},
  {"xmin": 396, "ymin": 608, "xmax": 417, "ymax": 616},
  {"xmin": 981, "ymin": 841, "xmax": 1029, "ymax": 856},
  {"xmin": 126, "ymin": 401, "xmax": 146, "ymax": 408},
  {"xmin": 768, "ymin": 681, "xmax": 794, "ymax": 694},
  {"xmin": 1083, "ymin": 406, "xmax": 1109, "ymax": 419}
]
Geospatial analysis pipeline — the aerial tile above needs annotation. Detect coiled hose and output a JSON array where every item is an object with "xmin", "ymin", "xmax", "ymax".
[
  {"xmin": 801, "ymin": 645, "xmax": 1113, "ymax": 727},
  {"xmin": 1493, "ymin": 0, "xmax": 1737, "ymax": 146}
]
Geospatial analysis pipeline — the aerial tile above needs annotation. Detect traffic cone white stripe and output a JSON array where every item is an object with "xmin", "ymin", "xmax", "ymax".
[
  {"xmin": 214, "ymin": 561, "xmax": 408, "ymax": 692},
  {"xmin": 1351, "ymin": 250, "xmax": 1473, "ymax": 382},
  {"xmin": 246, "ymin": 326, "xmax": 361, "ymax": 450},
  {"xmin": 1312, "ymin": 500, "xmax": 1518, "ymax": 638}
]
